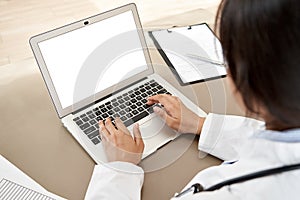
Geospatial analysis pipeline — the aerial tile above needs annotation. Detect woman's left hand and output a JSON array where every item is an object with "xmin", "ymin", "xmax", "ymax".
[{"xmin": 99, "ymin": 117, "xmax": 144, "ymax": 165}]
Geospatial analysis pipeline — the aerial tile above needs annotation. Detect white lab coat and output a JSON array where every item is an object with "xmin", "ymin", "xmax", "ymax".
[{"xmin": 85, "ymin": 113, "xmax": 300, "ymax": 199}]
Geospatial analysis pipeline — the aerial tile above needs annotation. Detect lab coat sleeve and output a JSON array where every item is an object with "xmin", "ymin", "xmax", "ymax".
[
  {"xmin": 198, "ymin": 113, "xmax": 265, "ymax": 161},
  {"xmin": 85, "ymin": 161, "xmax": 144, "ymax": 200}
]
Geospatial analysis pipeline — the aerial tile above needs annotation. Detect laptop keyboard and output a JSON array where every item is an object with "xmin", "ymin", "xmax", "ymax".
[{"xmin": 72, "ymin": 80, "xmax": 171, "ymax": 145}]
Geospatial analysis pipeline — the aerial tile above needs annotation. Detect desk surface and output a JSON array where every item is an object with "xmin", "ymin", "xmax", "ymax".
[
  {"xmin": 0, "ymin": 2, "xmax": 244, "ymax": 199},
  {"xmin": 0, "ymin": 51, "xmax": 243, "ymax": 200}
]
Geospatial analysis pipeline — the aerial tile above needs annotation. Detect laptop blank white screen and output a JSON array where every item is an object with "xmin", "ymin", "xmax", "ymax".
[{"xmin": 38, "ymin": 11, "xmax": 148, "ymax": 109}]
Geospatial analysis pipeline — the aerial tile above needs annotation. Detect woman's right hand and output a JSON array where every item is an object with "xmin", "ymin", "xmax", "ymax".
[{"xmin": 147, "ymin": 94, "xmax": 205, "ymax": 135}]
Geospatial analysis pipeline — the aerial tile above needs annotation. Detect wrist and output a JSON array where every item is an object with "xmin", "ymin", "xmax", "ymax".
[{"xmin": 196, "ymin": 117, "xmax": 205, "ymax": 135}]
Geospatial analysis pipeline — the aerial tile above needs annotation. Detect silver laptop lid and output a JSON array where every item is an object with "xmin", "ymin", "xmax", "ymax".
[{"xmin": 30, "ymin": 3, "xmax": 153, "ymax": 118}]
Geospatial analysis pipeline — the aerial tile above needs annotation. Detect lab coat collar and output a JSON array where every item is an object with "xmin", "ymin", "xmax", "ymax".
[{"xmin": 255, "ymin": 128, "xmax": 300, "ymax": 143}]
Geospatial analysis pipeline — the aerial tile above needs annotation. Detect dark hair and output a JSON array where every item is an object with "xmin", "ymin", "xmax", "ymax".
[{"xmin": 215, "ymin": 0, "xmax": 300, "ymax": 129}]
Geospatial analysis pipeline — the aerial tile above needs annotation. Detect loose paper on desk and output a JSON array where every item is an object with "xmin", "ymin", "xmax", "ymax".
[
  {"xmin": 0, "ymin": 154, "xmax": 66, "ymax": 200},
  {"xmin": 151, "ymin": 24, "xmax": 226, "ymax": 84}
]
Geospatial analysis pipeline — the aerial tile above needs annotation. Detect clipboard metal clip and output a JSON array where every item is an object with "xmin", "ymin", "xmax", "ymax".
[{"xmin": 167, "ymin": 25, "xmax": 192, "ymax": 33}]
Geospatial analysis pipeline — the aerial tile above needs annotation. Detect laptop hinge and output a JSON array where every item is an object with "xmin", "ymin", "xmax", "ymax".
[{"xmin": 72, "ymin": 77, "xmax": 148, "ymax": 115}]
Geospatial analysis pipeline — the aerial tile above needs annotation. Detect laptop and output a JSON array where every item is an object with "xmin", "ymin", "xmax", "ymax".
[{"xmin": 30, "ymin": 3, "xmax": 206, "ymax": 164}]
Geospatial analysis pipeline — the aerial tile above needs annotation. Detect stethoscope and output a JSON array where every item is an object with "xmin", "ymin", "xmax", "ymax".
[{"xmin": 174, "ymin": 163, "xmax": 300, "ymax": 198}]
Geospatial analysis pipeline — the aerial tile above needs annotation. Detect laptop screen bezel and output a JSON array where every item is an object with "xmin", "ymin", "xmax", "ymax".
[{"xmin": 29, "ymin": 3, "xmax": 154, "ymax": 118}]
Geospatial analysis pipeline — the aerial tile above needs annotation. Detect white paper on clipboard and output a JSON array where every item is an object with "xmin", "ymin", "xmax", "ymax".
[
  {"xmin": 0, "ymin": 154, "xmax": 66, "ymax": 200},
  {"xmin": 150, "ymin": 24, "xmax": 227, "ymax": 85}
]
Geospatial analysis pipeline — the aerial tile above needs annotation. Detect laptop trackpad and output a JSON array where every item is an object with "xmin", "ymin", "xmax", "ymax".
[{"xmin": 139, "ymin": 116, "xmax": 177, "ymax": 155}]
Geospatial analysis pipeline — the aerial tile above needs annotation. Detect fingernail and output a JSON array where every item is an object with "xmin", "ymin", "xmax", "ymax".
[
  {"xmin": 135, "ymin": 123, "xmax": 139, "ymax": 128},
  {"xmin": 153, "ymin": 106, "xmax": 160, "ymax": 112}
]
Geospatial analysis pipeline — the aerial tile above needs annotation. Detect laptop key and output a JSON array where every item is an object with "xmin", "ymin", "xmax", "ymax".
[
  {"xmin": 145, "ymin": 86, "xmax": 151, "ymax": 90},
  {"xmin": 157, "ymin": 85, "xmax": 163, "ymax": 90},
  {"xmin": 119, "ymin": 110, "xmax": 126, "ymax": 116},
  {"xmin": 118, "ymin": 99, "xmax": 125, "ymax": 104},
  {"xmin": 80, "ymin": 114, "xmax": 86, "ymax": 118},
  {"xmin": 101, "ymin": 108, "xmax": 108, "ymax": 112},
  {"xmin": 90, "ymin": 119, "xmax": 97, "ymax": 125},
  {"xmin": 108, "ymin": 110, "xmax": 114, "ymax": 115},
  {"xmin": 150, "ymin": 82, "xmax": 158, "ymax": 87},
  {"xmin": 113, "ymin": 102, "xmax": 120, "ymax": 107},
  {"xmin": 120, "ymin": 116, "xmax": 127, "ymax": 121},
  {"xmin": 146, "ymin": 91, "xmax": 153, "ymax": 95},
  {"xmin": 157, "ymin": 89, "xmax": 167, "ymax": 94},
  {"xmin": 124, "ymin": 111, "xmax": 149, "ymax": 127},
  {"xmin": 134, "ymin": 91, "xmax": 141, "ymax": 95},
  {"xmin": 113, "ymin": 113, "xmax": 120, "ymax": 118},
  {"xmin": 102, "ymin": 113, "xmax": 109, "ymax": 119},
  {"xmin": 88, "ymin": 114, "xmax": 96, "ymax": 119},
  {"xmin": 131, "ymin": 99, "xmax": 137, "ymax": 103},
  {"xmin": 73, "ymin": 117, "xmax": 80, "ymax": 121},
  {"xmin": 75, "ymin": 120, "xmax": 83, "ymax": 126},
  {"xmin": 96, "ymin": 116, "xmax": 102, "ymax": 121},
  {"xmin": 92, "ymin": 137, "xmax": 100, "ymax": 145},
  {"xmin": 106, "ymin": 104, "xmax": 112, "ymax": 109},
  {"xmin": 88, "ymin": 130, "xmax": 99, "ymax": 139},
  {"xmin": 82, "ymin": 117, "xmax": 89, "ymax": 122},
  {"xmin": 130, "ymin": 104, "xmax": 137, "ymax": 109},
  {"xmin": 132, "ymin": 110, "xmax": 138, "ymax": 115},
  {"xmin": 113, "ymin": 107, "xmax": 120, "ymax": 112},
  {"xmin": 84, "ymin": 126, "xmax": 96, "ymax": 135},
  {"xmin": 80, "ymin": 123, "xmax": 90, "ymax": 130}
]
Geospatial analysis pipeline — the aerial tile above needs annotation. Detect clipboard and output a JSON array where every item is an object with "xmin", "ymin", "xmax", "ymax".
[{"xmin": 149, "ymin": 23, "xmax": 227, "ymax": 86}]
